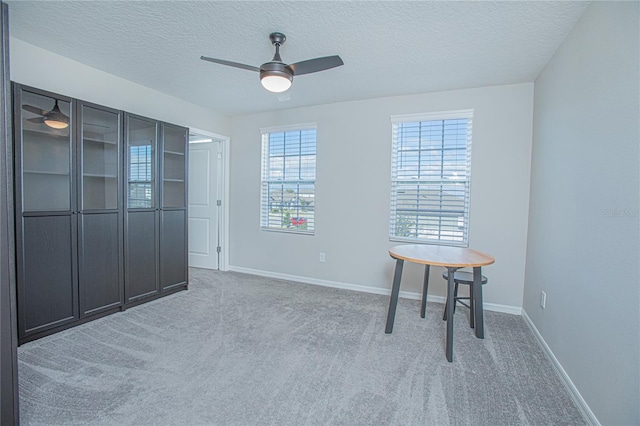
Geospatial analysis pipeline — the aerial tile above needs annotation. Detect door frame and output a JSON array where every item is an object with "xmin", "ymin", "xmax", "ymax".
[
  {"xmin": 1, "ymin": 2, "xmax": 19, "ymax": 424},
  {"xmin": 188, "ymin": 128, "xmax": 229, "ymax": 271}
]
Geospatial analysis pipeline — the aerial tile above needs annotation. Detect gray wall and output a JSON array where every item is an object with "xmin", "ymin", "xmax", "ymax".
[
  {"xmin": 229, "ymin": 83, "xmax": 534, "ymax": 312},
  {"xmin": 524, "ymin": 2, "xmax": 639, "ymax": 425}
]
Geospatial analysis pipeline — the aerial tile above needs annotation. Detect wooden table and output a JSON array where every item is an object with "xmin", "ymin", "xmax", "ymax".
[{"xmin": 385, "ymin": 244, "xmax": 495, "ymax": 362}]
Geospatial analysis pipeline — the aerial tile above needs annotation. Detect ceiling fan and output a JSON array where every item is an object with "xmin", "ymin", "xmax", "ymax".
[
  {"xmin": 201, "ymin": 32, "xmax": 344, "ymax": 93},
  {"xmin": 22, "ymin": 100, "xmax": 69, "ymax": 129}
]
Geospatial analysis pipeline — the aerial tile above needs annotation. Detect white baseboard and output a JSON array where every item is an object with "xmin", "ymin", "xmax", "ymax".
[
  {"xmin": 227, "ymin": 266, "xmax": 521, "ymax": 315},
  {"xmin": 522, "ymin": 309, "xmax": 600, "ymax": 426}
]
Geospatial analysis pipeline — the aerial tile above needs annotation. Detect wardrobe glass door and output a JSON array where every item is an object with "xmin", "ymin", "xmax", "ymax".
[
  {"xmin": 162, "ymin": 125, "xmax": 186, "ymax": 208},
  {"xmin": 81, "ymin": 105, "xmax": 120, "ymax": 210},
  {"xmin": 15, "ymin": 86, "xmax": 78, "ymax": 341},
  {"xmin": 127, "ymin": 117, "xmax": 157, "ymax": 209},
  {"xmin": 19, "ymin": 91, "xmax": 72, "ymax": 212},
  {"xmin": 78, "ymin": 103, "xmax": 123, "ymax": 317}
]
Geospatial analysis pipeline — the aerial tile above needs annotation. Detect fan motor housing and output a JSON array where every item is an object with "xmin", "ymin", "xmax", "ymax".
[{"xmin": 260, "ymin": 61, "xmax": 294, "ymax": 80}]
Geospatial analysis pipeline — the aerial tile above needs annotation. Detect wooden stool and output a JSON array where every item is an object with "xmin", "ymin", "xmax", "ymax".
[{"xmin": 442, "ymin": 270, "xmax": 488, "ymax": 328}]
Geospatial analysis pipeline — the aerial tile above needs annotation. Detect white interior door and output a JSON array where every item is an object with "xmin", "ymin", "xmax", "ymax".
[{"xmin": 188, "ymin": 139, "xmax": 221, "ymax": 269}]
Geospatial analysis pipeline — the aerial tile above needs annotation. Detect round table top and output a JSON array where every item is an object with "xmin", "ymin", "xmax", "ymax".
[{"xmin": 389, "ymin": 244, "xmax": 495, "ymax": 268}]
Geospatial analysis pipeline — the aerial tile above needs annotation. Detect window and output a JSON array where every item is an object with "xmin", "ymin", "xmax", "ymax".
[
  {"xmin": 390, "ymin": 110, "xmax": 473, "ymax": 246},
  {"xmin": 260, "ymin": 125, "xmax": 316, "ymax": 233}
]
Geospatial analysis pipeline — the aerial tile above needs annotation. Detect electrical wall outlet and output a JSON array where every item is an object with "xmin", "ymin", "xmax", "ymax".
[
  {"xmin": 540, "ymin": 291, "xmax": 546, "ymax": 309},
  {"xmin": 319, "ymin": 252, "xmax": 326, "ymax": 263}
]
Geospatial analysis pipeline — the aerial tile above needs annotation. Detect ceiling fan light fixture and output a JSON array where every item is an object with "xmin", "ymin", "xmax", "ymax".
[
  {"xmin": 260, "ymin": 73, "xmax": 292, "ymax": 93},
  {"xmin": 260, "ymin": 62, "xmax": 293, "ymax": 93}
]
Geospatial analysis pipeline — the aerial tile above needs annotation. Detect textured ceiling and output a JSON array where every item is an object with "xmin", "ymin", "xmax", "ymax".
[{"xmin": 7, "ymin": 1, "xmax": 589, "ymax": 117}]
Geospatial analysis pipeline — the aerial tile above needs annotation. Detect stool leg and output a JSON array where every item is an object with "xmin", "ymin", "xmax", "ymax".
[
  {"xmin": 469, "ymin": 283, "xmax": 475, "ymax": 328},
  {"xmin": 442, "ymin": 298, "xmax": 448, "ymax": 321},
  {"xmin": 420, "ymin": 265, "xmax": 430, "ymax": 319},
  {"xmin": 453, "ymin": 282, "xmax": 459, "ymax": 314},
  {"xmin": 443, "ymin": 279, "xmax": 457, "ymax": 321}
]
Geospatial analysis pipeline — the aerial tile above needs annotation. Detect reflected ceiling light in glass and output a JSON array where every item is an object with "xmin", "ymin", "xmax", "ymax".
[{"xmin": 43, "ymin": 100, "xmax": 69, "ymax": 129}]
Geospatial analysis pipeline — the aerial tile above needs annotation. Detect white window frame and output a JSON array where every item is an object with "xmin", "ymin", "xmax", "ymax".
[
  {"xmin": 260, "ymin": 123, "xmax": 317, "ymax": 235},
  {"xmin": 389, "ymin": 110, "xmax": 473, "ymax": 246}
]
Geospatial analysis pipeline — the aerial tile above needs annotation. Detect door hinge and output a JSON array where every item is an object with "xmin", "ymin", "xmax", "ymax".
[
  {"xmin": 216, "ymin": 200, "xmax": 221, "ymax": 206},
  {"xmin": 216, "ymin": 246, "xmax": 221, "ymax": 253}
]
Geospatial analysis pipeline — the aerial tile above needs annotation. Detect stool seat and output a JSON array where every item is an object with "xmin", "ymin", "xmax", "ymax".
[
  {"xmin": 442, "ymin": 270, "xmax": 488, "ymax": 285},
  {"xmin": 442, "ymin": 270, "xmax": 488, "ymax": 329}
]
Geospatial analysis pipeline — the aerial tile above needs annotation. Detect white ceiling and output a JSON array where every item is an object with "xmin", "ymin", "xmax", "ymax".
[{"xmin": 6, "ymin": 1, "xmax": 589, "ymax": 117}]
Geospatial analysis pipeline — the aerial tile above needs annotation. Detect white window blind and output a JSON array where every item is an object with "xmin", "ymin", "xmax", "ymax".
[
  {"xmin": 260, "ymin": 125, "xmax": 316, "ymax": 234},
  {"xmin": 390, "ymin": 111, "xmax": 473, "ymax": 246}
]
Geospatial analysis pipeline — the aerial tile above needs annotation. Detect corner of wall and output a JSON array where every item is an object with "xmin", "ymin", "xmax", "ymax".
[{"xmin": 521, "ymin": 309, "xmax": 599, "ymax": 426}]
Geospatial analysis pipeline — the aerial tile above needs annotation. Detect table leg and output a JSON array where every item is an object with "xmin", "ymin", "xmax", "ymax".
[
  {"xmin": 473, "ymin": 266, "xmax": 484, "ymax": 339},
  {"xmin": 445, "ymin": 266, "xmax": 457, "ymax": 362},
  {"xmin": 385, "ymin": 259, "xmax": 404, "ymax": 334},
  {"xmin": 420, "ymin": 264, "xmax": 430, "ymax": 318}
]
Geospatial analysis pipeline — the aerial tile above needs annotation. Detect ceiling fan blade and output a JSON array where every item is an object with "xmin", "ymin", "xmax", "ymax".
[
  {"xmin": 289, "ymin": 55, "xmax": 343, "ymax": 76},
  {"xmin": 22, "ymin": 104, "xmax": 46, "ymax": 116},
  {"xmin": 26, "ymin": 117, "xmax": 44, "ymax": 124},
  {"xmin": 200, "ymin": 56, "xmax": 260, "ymax": 72}
]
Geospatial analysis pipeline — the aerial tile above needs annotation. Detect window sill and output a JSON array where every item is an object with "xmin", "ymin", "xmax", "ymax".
[
  {"xmin": 261, "ymin": 227, "xmax": 314, "ymax": 236},
  {"xmin": 389, "ymin": 236, "xmax": 468, "ymax": 248}
]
